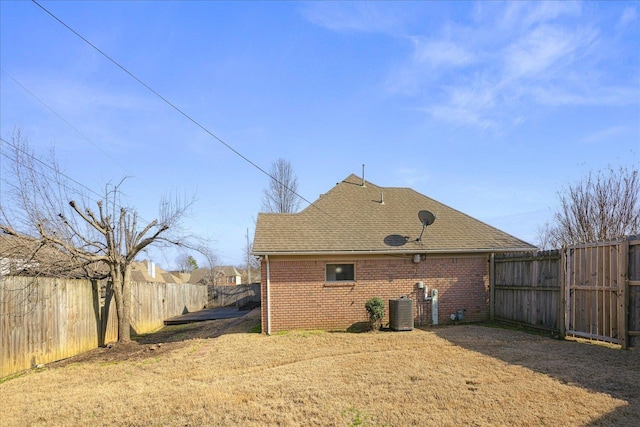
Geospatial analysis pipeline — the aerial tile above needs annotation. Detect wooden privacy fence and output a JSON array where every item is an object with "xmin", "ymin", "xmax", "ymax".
[
  {"xmin": 491, "ymin": 237, "xmax": 640, "ymax": 349},
  {"xmin": 491, "ymin": 250, "xmax": 563, "ymax": 333},
  {"xmin": 0, "ymin": 277, "xmax": 207, "ymax": 378},
  {"xmin": 207, "ymin": 284, "xmax": 261, "ymax": 308},
  {"xmin": 130, "ymin": 281, "xmax": 208, "ymax": 334},
  {"xmin": 566, "ymin": 240, "xmax": 627, "ymax": 346}
]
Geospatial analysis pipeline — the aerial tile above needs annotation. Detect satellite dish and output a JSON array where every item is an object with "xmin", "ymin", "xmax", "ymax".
[
  {"xmin": 418, "ymin": 210, "xmax": 436, "ymax": 226},
  {"xmin": 417, "ymin": 210, "xmax": 436, "ymax": 242}
]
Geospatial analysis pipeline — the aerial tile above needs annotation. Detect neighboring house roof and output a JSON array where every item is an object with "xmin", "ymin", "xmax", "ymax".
[
  {"xmin": 215, "ymin": 266, "xmax": 241, "ymax": 277},
  {"xmin": 130, "ymin": 260, "xmax": 185, "ymax": 284},
  {"xmin": 187, "ymin": 268, "xmax": 213, "ymax": 285},
  {"xmin": 186, "ymin": 267, "xmax": 241, "ymax": 285},
  {"xmin": 253, "ymin": 174, "xmax": 537, "ymax": 256},
  {"xmin": 0, "ymin": 233, "xmax": 105, "ymax": 278}
]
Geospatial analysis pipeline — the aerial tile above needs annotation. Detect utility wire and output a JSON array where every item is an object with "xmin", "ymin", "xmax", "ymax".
[
  {"xmin": 0, "ymin": 68, "xmax": 156, "ymax": 197},
  {"xmin": 28, "ymin": 1, "xmax": 414, "ymax": 260},
  {"xmin": 0, "ymin": 136, "xmax": 104, "ymax": 202},
  {"xmin": 0, "ymin": 67, "xmax": 225, "ymax": 252},
  {"xmin": 0, "ymin": 137, "xmax": 153, "ymax": 226},
  {"xmin": 31, "ymin": 0, "xmax": 319, "ymax": 211}
]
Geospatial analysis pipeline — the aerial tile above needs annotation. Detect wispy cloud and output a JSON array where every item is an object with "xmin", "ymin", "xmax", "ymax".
[
  {"xmin": 411, "ymin": 37, "xmax": 476, "ymax": 68},
  {"xmin": 498, "ymin": 1, "xmax": 582, "ymax": 30},
  {"xmin": 305, "ymin": 1, "xmax": 639, "ymax": 132},
  {"xmin": 28, "ymin": 76, "xmax": 157, "ymax": 116},
  {"xmin": 531, "ymin": 84, "xmax": 638, "ymax": 107},
  {"xmin": 618, "ymin": 6, "xmax": 638, "ymax": 30},
  {"xmin": 416, "ymin": 3, "xmax": 635, "ymax": 130},
  {"xmin": 299, "ymin": 2, "xmax": 406, "ymax": 34},
  {"xmin": 503, "ymin": 25, "xmax": 593, "ymax": 80},
  {"xmin": 396, "ymin": 167, "xmax": 430, "ymax": 187},
  {"xmin": 581, "ymin": 125, "xmax": 628, "ymax": 144},
  {"xmin": 423, "ymin": 82, "xmax": 502, "ymax": 130}
]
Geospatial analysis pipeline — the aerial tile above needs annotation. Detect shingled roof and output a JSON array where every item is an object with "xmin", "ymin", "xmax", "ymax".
[
  {"xmin": 130, "ymin": 260, "xmax": 185, "ymax": 284},
  {"xmin": 0, "ymin": 233, "xmax": 106, "ymax": 278},
  {"xmin": 253, "ymin": 174, "xmax": 537, "ymax": 255}
]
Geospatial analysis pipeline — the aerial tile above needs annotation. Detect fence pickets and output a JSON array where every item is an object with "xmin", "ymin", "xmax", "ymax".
[
  {"xmin": 207, "ymin": 284, "xmax": 261, "ymax": 308},
  {"xmin": 566, "ymin": 241, "xmax": 625, "ymax": 346},
  {"xmin": 492, "ymin": 237, "xmax": 639, "ymax": 349},
  {"xmin": 627, "ymin": 241, "xmax": 640, "ymax": 346},
  {"xmin": 492, "ymin": 251, "xmax": 563, "ymax": 332},
  {"xmin": 0, "ymin": 278, "xmax": 207, "ymax": 378}
]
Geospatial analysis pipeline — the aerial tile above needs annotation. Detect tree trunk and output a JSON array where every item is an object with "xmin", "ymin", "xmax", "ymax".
[
  {"xmin": 111, "ymin": 264, "xmax": 132, "ymax": 343},
  {"xmin": 121, "ymin": 265, "xmax": 132, "ymax": 342}
]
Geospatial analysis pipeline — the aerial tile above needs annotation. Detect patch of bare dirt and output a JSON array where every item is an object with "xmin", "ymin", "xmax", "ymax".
[{"xmin": 50, "ymin": 308, "xmax": 260, "ymax": 366}]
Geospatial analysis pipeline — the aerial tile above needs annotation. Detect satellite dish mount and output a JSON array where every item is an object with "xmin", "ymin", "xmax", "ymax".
[{"xmin": 417, "ymin": 210, "xmax": 436, "ymax": 242}]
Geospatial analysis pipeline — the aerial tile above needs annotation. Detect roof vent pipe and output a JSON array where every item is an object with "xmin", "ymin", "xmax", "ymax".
[
  {"xmin": 380, "ymin": 192, "xmax": 384, "ymax": 204},
  {"xmin": 361, "ymin": 164, "xmax": 366, "ymax": 187}
]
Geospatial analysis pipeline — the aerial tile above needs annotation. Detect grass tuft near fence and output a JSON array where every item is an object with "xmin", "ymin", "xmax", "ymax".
[{"xmin": 1, "ymin": 277, "xmax": 207, "ymax": 377}]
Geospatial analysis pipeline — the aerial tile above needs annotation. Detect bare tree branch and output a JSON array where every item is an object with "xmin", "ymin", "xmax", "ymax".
[
  {"xmin": 261, "ymin": 158, "xmax": 301, "ymax": 213},
  {"xmin": 539, "ymin": 165, "xmax": 640, "ymax": 248},
  {"xmin": 1, "ymin": 130, "xmax": 199, "ymax": 343}
]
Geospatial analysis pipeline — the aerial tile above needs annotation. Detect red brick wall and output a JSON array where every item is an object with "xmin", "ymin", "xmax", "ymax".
[{"xmin": 260, "ymin": 255, "xmax": 490, "ymax": 333}]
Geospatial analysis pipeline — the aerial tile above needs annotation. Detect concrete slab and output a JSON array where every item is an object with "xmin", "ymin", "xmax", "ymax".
[{"xmin": 164, "ymin": 306, "xmax": 249, "ymax": 325}]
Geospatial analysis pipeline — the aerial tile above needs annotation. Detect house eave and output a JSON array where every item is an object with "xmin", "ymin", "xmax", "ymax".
[{"xmin": 252, "ymin": 247, "xmax": 536, "ymax": 257}]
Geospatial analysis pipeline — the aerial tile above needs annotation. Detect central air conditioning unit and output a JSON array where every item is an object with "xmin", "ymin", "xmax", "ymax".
[{"xmin": 389, "ymin": 296, "xmax": 414, "ymax": 331}]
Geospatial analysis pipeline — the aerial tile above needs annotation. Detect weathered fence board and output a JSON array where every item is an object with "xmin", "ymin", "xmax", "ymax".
[
  {"xmin": 566, "ymin": 240, "xmax": 627, "ymax": 348},
  {"xmin": 207, "ymin": 284, "xmax": 260, "ymax": 308},
  {"xmin": 628, "ymin": 240, "xmax": 640, "ymax": 347},
  {"xmin": 1, "ymin": 277, "xmax": 207, "ymax": 378},
  {"xmin": 492, "ymin": 251, "xmax": 562, "ymax": 332},
  {"xmin": 493, "ymin": 237, "xmax": 639, "ymax": 348},
  {"xmin": 129, "ymin": 282, "xmax": 207, "ymax": 334}
]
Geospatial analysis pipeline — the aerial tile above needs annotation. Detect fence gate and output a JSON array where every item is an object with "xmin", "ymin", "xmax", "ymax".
[{"xmin": 565, "ymin": 239, "xmax": 628, "ymax": 348}]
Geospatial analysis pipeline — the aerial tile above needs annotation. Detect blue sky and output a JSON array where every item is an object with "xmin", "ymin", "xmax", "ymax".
[{"xmin": 1, "ymin": 1, "xmax": 638, "ymax": 268}]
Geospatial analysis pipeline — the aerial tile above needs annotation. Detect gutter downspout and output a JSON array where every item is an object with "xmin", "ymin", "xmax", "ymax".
[{"xmin": 265, "ymin": 254, "xmax": 271, "ymax": 335}]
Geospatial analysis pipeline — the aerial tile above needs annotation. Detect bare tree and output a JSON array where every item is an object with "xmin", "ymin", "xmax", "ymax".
[
  {"xmin": 193, "ymin": 246, "xmax": 218, "ymax": 286},
  {"xmin": 242, "ymin": 228, "xmax": 260, "ymax": 284},
  {"xmin": 535, "ymin": 223, "xmax": 555, "ymax": 251},
  {"xmin": 0, "ymin": 130, "xmax": 94, "ymax": 277},
  {"xmin": 1, "ymin": 131, "xmax": 194, "ymax": 342},
  {"xmin": 261, "ymin": 158, "xmax": 301, "ymax": 213},
  {"xmin": 176, "ymin": 253, "xmax": 199, "ymax": 273},
  {"xmin": 540, "ymin": 166, "xmax": 640, "ymax": 248}
]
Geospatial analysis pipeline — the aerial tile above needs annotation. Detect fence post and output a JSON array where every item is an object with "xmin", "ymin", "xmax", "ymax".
[
  {"xmin": 559, "ymin": 248, "xmax": 567, "ymax": 340},
  {"xmin": 619, "ymin": 240, "xmax": 629, "ymax": 350},
  {"xmin": 490, "ymin": 253, "xmax": 495, "ymax": 321}
]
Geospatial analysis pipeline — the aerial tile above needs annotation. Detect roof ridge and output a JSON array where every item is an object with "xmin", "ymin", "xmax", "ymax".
[{"xmin": 253, "ymin": 174, "xmax": 538, "ymax": 254}]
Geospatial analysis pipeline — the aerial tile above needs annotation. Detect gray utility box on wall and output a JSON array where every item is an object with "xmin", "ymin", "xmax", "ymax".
[{"xmin": 389, "ymin": 296, "xmax": 414, "ymax": 331}]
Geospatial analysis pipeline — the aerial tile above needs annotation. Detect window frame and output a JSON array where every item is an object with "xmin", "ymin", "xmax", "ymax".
[{"xmin": 325, "ymin": 263, "xmax": 356, "ymax": 283}]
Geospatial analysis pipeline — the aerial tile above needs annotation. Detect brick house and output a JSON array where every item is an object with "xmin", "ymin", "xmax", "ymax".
[
  {"xmin": 214, "ymin": 266, "xmax": 242, "ymax": 286},
  {"xmin": 184, "ymin": 266, "xmax": 243, "ymax": 286},
  {"xmin": 252, "ymin": 174, "xmax": 537, "ymax": 334}
]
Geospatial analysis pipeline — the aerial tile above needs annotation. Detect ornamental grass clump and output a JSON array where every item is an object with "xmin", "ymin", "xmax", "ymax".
[{"xmin": 365, "ymin": 297, "xmax": 385, "ymax": 331}]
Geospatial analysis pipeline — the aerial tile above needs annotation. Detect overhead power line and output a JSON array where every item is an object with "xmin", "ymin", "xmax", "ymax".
[
  {"xmin": 0, "ymin": 137, "xmax": 152, "ymax": 226},
  {"xmin": 31, "ymin": 0, "xmax": 317, "ymax": 211},
  {"xmin": 28, "ymin": 1, "xmax": 412, "ymax": 261},
  {"xmin": 0, "ymin": 68, "xmax": 154, "ymax": 196},
  {"xmin": 0, "ymin": 136, "xmax": 104, "ymax": 202}
]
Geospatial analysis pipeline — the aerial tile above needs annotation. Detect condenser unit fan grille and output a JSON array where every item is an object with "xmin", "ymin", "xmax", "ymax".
[{"xmin": 389, "ymin": 297, "xmax": 414, "ymax": 331}]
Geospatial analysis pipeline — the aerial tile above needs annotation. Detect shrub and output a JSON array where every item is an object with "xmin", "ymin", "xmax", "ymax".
[{"xmin": 365, "ymin": 297, "xmax": 385, "ymax": 331}]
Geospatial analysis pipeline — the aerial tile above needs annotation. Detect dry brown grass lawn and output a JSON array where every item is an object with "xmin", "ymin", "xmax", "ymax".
[{"xmin": 1, "ymin": 309, "xmax": 639, "ymax": 426}]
